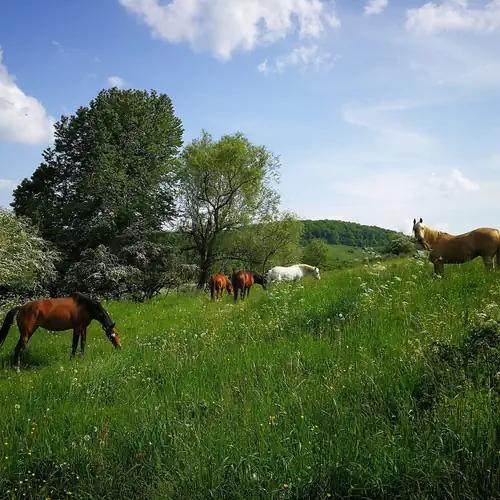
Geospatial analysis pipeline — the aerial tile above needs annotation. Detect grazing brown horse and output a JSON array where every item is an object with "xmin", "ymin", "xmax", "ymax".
[
  {"xmin": 412, "ymin": 217, "xmax": 500, "ymax": 277},
  {"xmin": 209, "ymin": 274, "xmax": 233, "ymax": 301},
  {"xmin": 231, "ymin": 270, "xmax": 267, "ymax": 302},
  {"xmin": 0, "ymin": 292, "xmax": 121, "ymax": 369}
]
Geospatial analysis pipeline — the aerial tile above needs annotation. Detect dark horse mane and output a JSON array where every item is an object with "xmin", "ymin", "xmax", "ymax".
[{"xmin": 70, "ymin": 292, "xmax": 114, "ymax": 327}]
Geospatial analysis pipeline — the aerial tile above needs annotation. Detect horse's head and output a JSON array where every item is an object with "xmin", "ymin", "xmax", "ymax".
[
  {"xmin": 312, "ymin": 266, "xmax": 321, "ymax": 280},
  {"xmin": 412, "ymin": 218, "xmax": 426, "ymax": 246},
  {"xmin": 226, "ymin": 278, "xmax": 233, "ymax": 293},
  {"xmin": 103, "ymin": 323, "xmax": 122, "ymax": 349},
  {"xmin": 91, "ymin": 299, "xmax": 122, "ymax": 349},
  {"xmin": 252, "ymin": 271, "xmax": 267, "ymax": 290}
]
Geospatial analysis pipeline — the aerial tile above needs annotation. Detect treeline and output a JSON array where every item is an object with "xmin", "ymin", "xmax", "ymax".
[
  {"xmin": 301, "ymin": 219, "xmax": 396, "ymax": 248},
  {"xmin": 1, "ymin": 87, "xmax": 407, "ymax": 305},
  {"xmin": 1, "ymin": 88, "xmax": 304, "ymax": 302}
]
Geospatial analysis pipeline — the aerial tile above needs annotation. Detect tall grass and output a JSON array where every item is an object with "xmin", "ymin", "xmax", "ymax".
[{"xmin": 1, "ymin": 258, "xmax": 500, "ymax": 499}]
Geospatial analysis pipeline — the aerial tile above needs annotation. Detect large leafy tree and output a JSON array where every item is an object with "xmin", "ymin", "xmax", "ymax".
[
  {"xmin": 177, "ymin": 130, "xmax": 281, "ymax": 288},
  {"xmin": 11, "ymin": 88, "xmax": 184, "ymax": 261},
  {"xmin": 223, "ymin": 212, "xmax": 303, "ymax": 273}
]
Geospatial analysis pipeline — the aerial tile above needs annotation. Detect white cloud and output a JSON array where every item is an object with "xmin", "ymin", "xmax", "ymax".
[
  {"xmin": 342, "ymin": 100, "xmax": 436, "ymax": 156},
  {"xmin": 107, "ymin": 76, "xmax": 126, "ymax": 89},
  {"xmin": 364, "ymin": 0, "xmax": 389, "ymax": 16},
  {"xmin": 405, "ymin": 31, "xmax": 500, "ymax": 87},
  {"xmin": 0, "ymin": 179, "xmax": 16, "ymax": 191},
  {"xmin": 322, "ymin": 167, "xmax": 484, "ymax": 234},
  {"xmin": 428, "ymin": 168, "xmax": 479, "ymax": 192},
  {"xmin": 119, "ymin": 0, "xmax": 341, "ymax": 61},
  {"xmin": 257, "ymin": 45, "xmax": 338, "ymax": 74},
  {"xmin": 0, "ymin": 47, "xmax": 54, "ymax": 145},
  {"xmin": 406, "ymin": 0, "xmax": 500, "ymax": 34}
]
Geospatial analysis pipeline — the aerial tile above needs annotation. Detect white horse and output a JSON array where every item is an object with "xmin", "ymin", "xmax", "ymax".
[{"xmin": 266, "ymin": 264, "xmax": 321, "ymax": 286}]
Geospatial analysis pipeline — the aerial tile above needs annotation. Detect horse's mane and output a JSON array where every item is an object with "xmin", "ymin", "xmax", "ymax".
[
  {"xmin": 423, "ymin": 225, "xmax": 449, "ymax": 240},
  {"xmin": 70, "ymin": 292, "xmax": 114, "ymax": 326},
  {"xmin": 298, "ymin": 263, "xmax": 316, "ymax": 271}
]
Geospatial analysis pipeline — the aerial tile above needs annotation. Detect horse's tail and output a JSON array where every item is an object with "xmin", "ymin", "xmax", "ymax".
[
  {"xmin": 0, "ymin": 306, "xmax": 20, "ymax": 347},
  {"xmin": 496, "ymin": 230, "xmax": 500, "ymax": 268}
]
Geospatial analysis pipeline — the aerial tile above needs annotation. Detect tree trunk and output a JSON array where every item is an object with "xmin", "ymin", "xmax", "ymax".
[{"xmin": 197, "ymin": 250, "xmax": 214, "ymax": 289}]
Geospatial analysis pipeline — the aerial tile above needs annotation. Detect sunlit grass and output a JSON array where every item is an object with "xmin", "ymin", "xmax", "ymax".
[{"xmin": 1, "ymin": 258, "xmax": 500, "ymax": 498}]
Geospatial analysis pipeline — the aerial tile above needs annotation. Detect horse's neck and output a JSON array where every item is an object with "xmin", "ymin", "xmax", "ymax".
[
  {"xmin": 299, "ymin": 265, "xmax": 312, "ymax": 275},
  {"xmin": 424, "ymin": 228, "xmax": 444, "ymax": 248}
]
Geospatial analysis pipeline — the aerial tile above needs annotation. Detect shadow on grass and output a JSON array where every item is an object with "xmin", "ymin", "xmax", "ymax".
[{"xmin": 0, "ymin": 348, "xmax": 50, "ymax": 377}]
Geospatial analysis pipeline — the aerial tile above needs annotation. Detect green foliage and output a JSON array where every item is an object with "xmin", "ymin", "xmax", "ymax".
[
  {"xmin": 177, "ymin": 130, "xmax": 281, "ymax": 286},
  {"xmin": 302, "ymin": 237, "xmax": 329, "ymax": 268},
  {"xmin": 3, "ymin": 258, "xmax": 500, "ymax": 498},
  {"xmin": 384, "ymin": 233, "xmax": 416, "ymax": 256},
  {"xmin": 63, "ymin": 242, "xmax": 197, "ymax": 301},
  {"xmin": 223, "ymin": 211, "xmax": 303, "ymax": 273},
  {"xmin": 0, "ymin": 209, "xmax": 59, "ymax": 295},
  {"xmin": 301, "ymin": 219, "xmax": 396, "ymax": 248},
  {"xmin": 11, "ymin": 88, "xmax": 184, "ymax": 260}
]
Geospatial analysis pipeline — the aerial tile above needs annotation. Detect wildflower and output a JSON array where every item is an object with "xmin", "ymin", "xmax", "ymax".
[{"xmin": 14, "ymin": 404, "xmax": 20, "ymax": 411}]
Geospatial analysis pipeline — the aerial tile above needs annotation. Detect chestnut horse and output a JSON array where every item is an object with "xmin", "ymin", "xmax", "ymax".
[
  {"xmin": 0, "ymin": 292, "xmax": 121, "ymax": 369},
  {"xmin": 231, "ymin": 270, "xmax": 267, "ymax": 302},
  {"xmin": 412, "ymin": 217, "xmax": 500, "ymax": 277},
  {"xmin": 209, "ymin": 274, "xmax": 233, "ymax": 301}
]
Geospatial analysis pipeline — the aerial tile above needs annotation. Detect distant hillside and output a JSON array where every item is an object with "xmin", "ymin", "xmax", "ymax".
[{"xmin": 301, "ymin": 219, "xmax": 397, "ymax": 248}]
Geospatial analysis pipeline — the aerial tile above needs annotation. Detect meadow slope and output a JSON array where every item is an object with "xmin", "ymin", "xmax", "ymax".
[{"xmin": 1, "ymin": 259, "xmax": 500, "ymax": 499}]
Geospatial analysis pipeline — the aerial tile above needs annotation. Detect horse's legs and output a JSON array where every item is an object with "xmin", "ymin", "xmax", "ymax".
[
  {"xmin": 13, "ymin": 326, "xmax": 37, "ymax": 371},
  {"xmin": 433, "ymin": 260, "xmax": 444, "ymax": 278},
  {"xmin": 70, "ymin": 328, "xmax": 82, "ymax": 360},
  {"xmin": 79, "ymin": 328, "xmax": 87, "ymax": 359},
  {"xmin": 483, "ymin": 255, "xmax": 494, "ymax": 272},
  {"xmin": 233, "ymin": 286, "xmax": 238, "ymax": 303},
  {"xmin": 13, "ymin": 312, "xmax": 38, "ymax": 370}
]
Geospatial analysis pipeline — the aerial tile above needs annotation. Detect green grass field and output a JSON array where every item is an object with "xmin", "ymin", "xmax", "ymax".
[
  {"xmin": 328, "ymin": 244, "xmax": 367, "ymax": 266},
  {"xmin": 2, "ymin": 257, "xmax": 500, "ymax": 499}
]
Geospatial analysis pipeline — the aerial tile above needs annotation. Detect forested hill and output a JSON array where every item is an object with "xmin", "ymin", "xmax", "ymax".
[{"xmin": 301, "ymin": 219, "xmax": 397, "ymax": 248}]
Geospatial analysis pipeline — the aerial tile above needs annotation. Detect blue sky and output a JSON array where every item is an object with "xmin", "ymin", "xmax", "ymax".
[{"xmin": 1, "ymin": 0, "xmax": 500, "ymax": 234}]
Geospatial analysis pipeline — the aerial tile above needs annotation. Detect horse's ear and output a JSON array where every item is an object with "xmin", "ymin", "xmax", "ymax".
[
  {"xmin": 419, "ymin": 218, "xmax": 423, "ymax": 223},
  {"xmin": 413, "ymin": 218, "xmax": 416, "ymax": 224}
]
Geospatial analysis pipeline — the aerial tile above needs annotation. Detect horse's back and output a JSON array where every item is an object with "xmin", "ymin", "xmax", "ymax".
[
  {"xmin": 268, "ymin": 265, "xmax": 300, "ymax": 280},
  {"xmin": 436, "ymin": 227, "xmax": 500, "ymax": 262},
  {"xmin": 233, "ymin": 270, "xmax": 253, "ymax": 287},
  {"xmin": 18, "ymin": 297, "xmax": 81, "ymax": 331}
]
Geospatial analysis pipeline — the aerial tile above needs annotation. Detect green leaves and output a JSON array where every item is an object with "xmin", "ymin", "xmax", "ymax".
[
  {"xmin": 12, "ymin": 88, "xmax": 184, "ymax": 260},
  {"xmin": 176, "ymin": 130, "xmax": 283, "ymax": 285},
  {"xmin": 302, "ymin": 238, "xmax": 329, "ymax": 269}
]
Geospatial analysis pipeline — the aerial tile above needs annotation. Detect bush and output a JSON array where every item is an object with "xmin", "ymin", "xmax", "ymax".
[
  {"xmin": 302, "ymin": 238, "xmax": 329, "ymax": 268},
  {"xmin": 0, "ymin": 209, "xmax": 59, "ymax": 298},
  {"xmin": 383, "ymin": 233, "xmax": 415, "ymax": 256},
  {"xmin": 63, "ymin": 242, "xmax": 199, "ymax": 301}
]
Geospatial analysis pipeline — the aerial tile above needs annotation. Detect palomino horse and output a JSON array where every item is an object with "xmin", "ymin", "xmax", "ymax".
[
  {"xmin": 209, "ymin": 273, "xmax": 233, "ymax": 301},
  {"xmin": 412, "ymin": 218, "xmax": 500, "ymax": 277},
  {"xmin": 266, "ymin": 264, "xmax": 321, "ymax": 286},
  {"xmin": 0, "ymin": 292, "xmax": 121, "ymax": 369},
  {"xmin": 231, "ymin": 270, "xmax": 267, "ymax": 302}
]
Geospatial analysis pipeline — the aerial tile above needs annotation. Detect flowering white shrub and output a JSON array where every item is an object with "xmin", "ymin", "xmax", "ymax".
[{"xmin": 0, "ymin": 209, "xmax": 59, "ymax": 296}]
